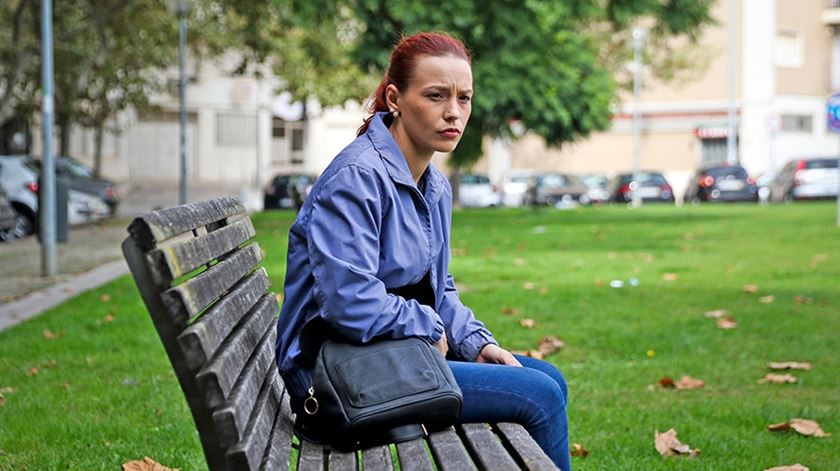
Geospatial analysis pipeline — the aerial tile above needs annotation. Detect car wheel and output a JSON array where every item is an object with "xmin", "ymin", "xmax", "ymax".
[
  {"xmin": 783, "ymin": 192, "xmax": 794, "ymax": 203},
  {"xmin": 8, "ymin": 209, "xmax": 35, "ymax": 239}
]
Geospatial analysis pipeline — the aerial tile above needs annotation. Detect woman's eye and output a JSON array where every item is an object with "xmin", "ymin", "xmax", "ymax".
[
  {"xmin": 429, "ymin": 93, "xmax": 444, "ymax": 100},
  {"xmin": 459, "ymin": 95, "xmax": 472, "ymax": 103}
]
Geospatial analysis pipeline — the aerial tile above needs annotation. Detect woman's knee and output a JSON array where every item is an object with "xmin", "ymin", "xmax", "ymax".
[{"xmin": 516, "ymin": 355, "xmax": 569, "ymax": 401}]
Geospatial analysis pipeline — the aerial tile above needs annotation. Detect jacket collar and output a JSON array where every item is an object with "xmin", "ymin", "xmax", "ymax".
[{"xmin": 366, "ymin": 111, "xmax": 445, "ymax": 205}]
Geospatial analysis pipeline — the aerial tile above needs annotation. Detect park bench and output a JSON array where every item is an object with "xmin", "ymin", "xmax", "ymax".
[{"xmin": 122, "ymin": 196, "xmax": 558, "ymax": 471}]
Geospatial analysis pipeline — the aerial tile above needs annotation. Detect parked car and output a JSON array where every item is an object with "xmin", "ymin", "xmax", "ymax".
[
  {"xmin": 607, "ymin": 172, "xmax": 676, "ymax": 204},
  {"xmin": 501, "ymin": 171, "xmax": 534, "ymax": 207},
  {"xmin": 55, "ymin": 156, "xmax": 120, "ymax": 216},
  {"xmin": 263, "ymin": 173, "xmax": 316, "ymax": 210},
  {"xmin": 768, "ymin": 157, "xmax": 839, "ymax": 202},
  {"xmin": 684, "ymin": 164, "xmax": 758, "ymax": 203},
  {"xmin": 525, "ymin": 173, "xmax": 590, "ymax": 206},
  {"xmin": 458, "ymin": 173, "xmax": 501, "ymax": 207},
  {"xmin": 579, "ymin": 174, "xmax": 610, "ymax": 205},
  {"xmin": 0, "ymin": 155, "xmax": 111, "ymax": 238},
  {"xmin": 0, "ymin": 186, "xmax": 17, "ymax": 241}
]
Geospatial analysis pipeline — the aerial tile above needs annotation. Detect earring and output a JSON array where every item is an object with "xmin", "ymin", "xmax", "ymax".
[{"xmin": 391, "ymin": 109, "xmax": 400, "ymax": 118}]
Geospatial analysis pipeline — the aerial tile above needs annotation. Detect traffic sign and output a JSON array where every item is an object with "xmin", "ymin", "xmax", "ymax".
[{"xmin": 827, "ymin": 93, "xmax": 840, "ymax": 133}]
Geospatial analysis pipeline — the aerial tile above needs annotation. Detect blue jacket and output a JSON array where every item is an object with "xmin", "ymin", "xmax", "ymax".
[{"xmin": 275, "ymin": 112, "xmax": 497, "ymax": 398}]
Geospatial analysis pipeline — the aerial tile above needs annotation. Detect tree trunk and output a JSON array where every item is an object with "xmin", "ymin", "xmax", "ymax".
[
  {"xmin": 93, "ymin": 121, "xmax": 104, "ymax": 177},
  {"xmin": 449, "ymin": 167, "xmax": 462, "ymax": 209},
  {"xmin": 58, "ymin": 113, "xmax": 71, "ymax": 157}
]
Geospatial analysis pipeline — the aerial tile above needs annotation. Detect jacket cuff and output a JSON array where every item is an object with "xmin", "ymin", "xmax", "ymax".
[
  {"xmin": 429, "ymin": 315, "xmax": 445, "ymax": 343},
  {"xmin": 457, "ymin": 329, "xmax": 498, "ymax": 361}
]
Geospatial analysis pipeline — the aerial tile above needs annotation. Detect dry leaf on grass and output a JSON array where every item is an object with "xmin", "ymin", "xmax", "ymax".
[
  {"xmin": 538, "ymin": 287, "xmax": 549, "ymax": 295},
  {"xmin": 742, "ymin": 284, "xmax": 759, "ymax": 293},
  {"xmin": 759, "ymin": 374, "xmax": 797, "ymax": 384},
  {"xmin": 571, "ymin": 443, "xmax": 589, "ymax": 458},
  {"xmin": 767, "ymin": 419, "xmax": 830, "ymax": 437},
  {"xmin": 662, "ymin": 273, "xmax": 678, "ymax": 282},
  {"xmin": 122, "ymin": 457, "xmax": 179, "ymax": 471},
  {"xmin": 716, "ymin": 316, "xmax": 737, "ymax": 329},
  {"xmin": 99, "ymin": 293, "xmax": 111, "ymax": 303},
  {"xmin": 510, "ymin": 350, "xmax": 544, "ymax": 359},
  {"xmin": 759, "ymin": 295, "xmax": 775, "ymax": 304},
  {"xmin": 519, "ymin": 319, "xmax": 536, "ymax": 329},
  {"xmin": 42, "ymin": 329, "xmax": 63, "ymax": 340},
  {"xmin": 0, "ymin": 387, "xmax": 15, "ymax": 394},
  {"xmin": 767, "ymin": 361, "xmax": 811, "ymax": 371},
  {"xmin": 654, "ymin": 429, "xmax": 700, "ymax": 457},
  {"xmin": 522, "ymin": 282, "xmax": 536, "ymax": 290},
  {"xmin": 43, "ymin": 359, "xmax": 57, "ymax": 369},
  {"xmin": 793, "ymin": 295, "xmax": 814, "ymax": 305},
  {"xmin": 703, "ymin": 309, "xmax": 727, "ymax": 319},
  {"xmin": 764, "ymin": 464, "xmax": 809, "ymax": 471},
  {"xmin": 538, "ymin": 336, "xmax": 565, "ymax": 356},
  {"xmin": 658, "ymin": 376, "xmax": 704, "ymax": 390},
  {"xmin": 0, "ymin": 393, "xmax": 4, "ymax": 407},
  {"xmin": 500, "ymin": 307, "xmax": 520, "ymax": 316},
  {"xmin": 25, "ymin": 367, "xmax": 38, "ymax": 376},
  {"xmin": 513, "ymin": 258, "xmax": 528, "ymax": 266}
]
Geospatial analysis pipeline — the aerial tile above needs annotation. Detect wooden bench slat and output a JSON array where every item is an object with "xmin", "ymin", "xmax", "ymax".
[
  {"xmin": 146, "ymin": 217, "xmax": 256, "ymax": 285},
  {"xmin": 428, "ymin": 428, "xmax": 475, "ymax": 471},
  {"xmin": 495, "ymin": 423, "xmax": 558, "ymax": 471},
  {"xmin": 128, "ymin": 196, "xmax": 245, "ymax": 251},
  {"xmin": 298, "ymin": 440, "xmax": 325, "ymax": 471},
  {"xmin": 327, "ymin": 450, "xmax": 357, "ymax": 470},
  {"xmin": 258, "ymin": 395, "xmax": 293, "ymax": 471},
  {"xmin": 224, "ymin": 372, "xmax": 284, "ymax": 470},
  {"xmin": 161, "ymin": 243, "xmax": 264, "ymax": 327},
  {"xmin": 396, "ymin": 439, "xmax": 434, "ymax": 471},
  {"xmin": 178, "ymin": 269, "xmax": 271, "ymax": 371},
  {"xmin": 458, "ymin": 423, "xmax": 519, "ymax": 471},
  {"xmin": 213, "ymin": 326, "xmax": 278, "ymax": 448},
  {"xmin": 361, "ymin": 445, "xmax": 394, "ymax": 471},
  {"xmin": 196, "ymin": 295, "xmax": 278, "ymax": 407}
]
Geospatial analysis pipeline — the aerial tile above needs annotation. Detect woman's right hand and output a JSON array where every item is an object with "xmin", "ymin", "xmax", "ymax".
[{"xmin": 434, "ymin": 335, "xmax": 449, "ymax": 357}]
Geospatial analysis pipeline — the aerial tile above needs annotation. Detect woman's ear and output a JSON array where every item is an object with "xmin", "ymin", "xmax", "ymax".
[{"xmin": 384, "ymin": 84, "xmax": 400, "ymax": 113}]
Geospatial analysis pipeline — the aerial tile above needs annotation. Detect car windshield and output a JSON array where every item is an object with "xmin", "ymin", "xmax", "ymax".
[
  {"xmin": 804, "ymin": 159, "xmax": 839, "ymax": 169},
  {"xmin": 705, "ymin": 167, "xmax": 748, "ymax": 178},
  {"xmin": 461, "ymin": 175, "xmax": 490, "ymax": 185},
  {"xmin": 618, "ymin": 173, "xmax": 667, "ymax": 185},
  {"xmin": 62, "ymin": 159, "xmax": 94, "ymax": 178}
]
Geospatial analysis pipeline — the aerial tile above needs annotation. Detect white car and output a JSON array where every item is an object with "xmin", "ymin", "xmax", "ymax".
[
  {"xmin": 501, "ymin": 171, "xmax": 534, "ymax": 207},
  {"xmin": 459, "ymin": 174, "xmax": 501, "ymax": 208}
]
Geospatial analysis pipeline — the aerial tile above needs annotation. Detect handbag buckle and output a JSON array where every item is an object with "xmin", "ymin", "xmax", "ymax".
[{"xmin": 304, "ymin": 386, "xmax": 319, "ymax": 415}]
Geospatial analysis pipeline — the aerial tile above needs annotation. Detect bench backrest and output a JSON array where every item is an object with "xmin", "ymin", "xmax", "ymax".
[{"xmin": 122, "ymin": 196, "xmax": 290, "ymax": 471}]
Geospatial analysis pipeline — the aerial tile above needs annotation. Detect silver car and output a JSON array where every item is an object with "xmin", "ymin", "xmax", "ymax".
[{"xmin": 769, "ymin": 158, "xmax": 839, "ymax": 202}]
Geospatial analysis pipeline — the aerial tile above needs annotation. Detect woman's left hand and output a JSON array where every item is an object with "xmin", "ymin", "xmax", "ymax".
[{"xmin": 476, "ymin": 344, "xmax": 522, "ymax": 367}]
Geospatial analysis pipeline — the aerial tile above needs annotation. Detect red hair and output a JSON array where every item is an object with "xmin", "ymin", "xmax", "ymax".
[{"xmin": 357, "ymin": 32, "xmax": 472, "ymax": 136}]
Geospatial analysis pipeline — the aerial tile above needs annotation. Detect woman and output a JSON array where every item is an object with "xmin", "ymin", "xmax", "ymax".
[{"xmin": 275, "ymin": 32, "xmax": 570, "ymax": 470}]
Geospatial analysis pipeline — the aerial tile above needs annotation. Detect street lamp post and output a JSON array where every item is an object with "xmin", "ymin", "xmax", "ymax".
[
  {"xmin": 726, "ymin": 0, "xmax": 738, "ymax": 166},
  {"xmin": 631, "ymin": 28, "xmax": 646, "ymax": 209},
  {"xmin": 175, "ymin": 0, "xmax": 189, "ymax": 205},
  {"xmin": 40, "ymin": 0, "xmax": 57, "ymax": 276}
]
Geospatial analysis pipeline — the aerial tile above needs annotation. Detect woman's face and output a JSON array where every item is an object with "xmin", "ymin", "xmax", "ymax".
[{"xmin": 387, "ymin": 55, "xmax": 473, "ymax": 157}]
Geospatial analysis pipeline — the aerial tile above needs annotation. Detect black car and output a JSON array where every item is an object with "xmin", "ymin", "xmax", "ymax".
[
  {"xmin": 524, "ymin": 173, "xmax": 590, "ymax": 206},
  {"xmin": 685, "ymin": 164, "xmax": 758, "ymax": 203},
  {"xmin": 0, "ymin": 186, "xmax": 16, "ymax": 241},
  {"xmin": 55, "ymin": 156, "xmax": 120, "ymax": 216},
  {"xmin": 263, "ymin": 173, "xmax": 316, "ymax": 210},
  {"xmin": 608, "ymin": 172, "xmax": 676, "ymax": 204}
]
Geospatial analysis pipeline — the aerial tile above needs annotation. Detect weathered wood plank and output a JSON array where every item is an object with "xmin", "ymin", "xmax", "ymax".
[
  {"xmin": 224, "ymin": 369, "xmax": 283, "ymax": 470},
  {"xmin": 258, "ymin": 396, "xmax": 293, "ymax": 471},
  {"xmin": 161, "ymin": 243, "xmax": 263, "ymax": 327},
  {"xmin": 212, "ymin": 327, "xmax": 278, "ymax": 448},
  {"xmin": 360, "ymin": 445, "xmax": 394, "ymax": 471},
  {"xmin": 196, "ymin": 296, "xmax": 278, "ymax": 408},
  {"xmin": 458, "ymin": 423, "xmax": 519, "ymax": 471},
  {"xmin": 428, "ymin": 427, "xmax": 475, "ymax": 471},
  {"xmin": 396, "ymin": 439, "xmax": 434, "ymax": 471},
  {"xmin": 127, "ymin": 196, "xmax": 245, "ymax": 251},
  {"xmin": 146, "ymin": 217, "xmax": 256, "ymax": 285},
  {"xmin": 495, "ymin": 423, "xmax": 558, "ymax": 471},
  {"xmin": 177, "ymin": 269, "xmax": 271, "ymax": 371},
  {"xmin": 327, "ymin": 450, "xmax": 357, "ymax": 470},
  {"xmin": 298, "ymin": 440, "xmax": 325, "ymax": 471}
]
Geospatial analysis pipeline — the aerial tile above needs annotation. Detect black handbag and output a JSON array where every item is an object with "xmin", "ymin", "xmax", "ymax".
[{"xmin": 295, "ymin": 336, "xmax": 463, "ymax": 449}]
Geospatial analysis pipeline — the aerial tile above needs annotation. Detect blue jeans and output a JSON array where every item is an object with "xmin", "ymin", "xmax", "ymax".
[{"xmin": 449, "ymin": 355, "xmax": 571, "ymax": 471}]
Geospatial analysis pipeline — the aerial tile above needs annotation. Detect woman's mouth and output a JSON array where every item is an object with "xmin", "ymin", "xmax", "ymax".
[{"xmin": 439, "ymin": 129, "xmax": 461, "ymax": 138}]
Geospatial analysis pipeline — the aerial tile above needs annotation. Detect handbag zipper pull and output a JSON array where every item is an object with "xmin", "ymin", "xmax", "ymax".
[{"xmin": 303, "ymin": 386, "xmax": 319, "ymax": 416}]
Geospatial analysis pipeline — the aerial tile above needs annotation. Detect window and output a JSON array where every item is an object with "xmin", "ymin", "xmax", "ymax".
[
  {"xmin": 775, "ymin": 30, "xmax": 803, "ymax": 68},
  {"xmin": 272, "ymin": 118, "xmax": 286, "ymax": 138},
  {"xmin": 217, "ymin": 113, "xmax": 257, "ymax": 147},
  {"xmin": 291, "ymin": 128, "xmax": 305, "ymax": 151},
  {"xmin": 781, "ymin": 114, "xmax": 812, "ymax": 133}
]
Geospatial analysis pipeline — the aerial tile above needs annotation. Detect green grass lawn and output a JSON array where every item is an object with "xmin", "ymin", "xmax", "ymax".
[{"xmin": 1, "ymin": 203, "xmax": 838, "ymax": 470}]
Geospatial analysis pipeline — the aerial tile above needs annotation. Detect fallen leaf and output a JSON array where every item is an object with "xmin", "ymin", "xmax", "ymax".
[
  {"xmin": 716, "ymin": 316, "xmax": 737, "ymax": 329},
  {"xmin": 658, "ymin": 376, "xmax": 675, "ymax": 388},
  {"xmin": 513, "ymin": 258, "xmax": 528, "ymax": 266},
  {"xmin": 767, "ymin": 361, "xmax": 811, "ymax": 371},
  {"xmin": 764, "ymin": 464, "xmax": 809, "ymax": 471},
  {"xmin": 519, "ymin": 319, "xmax": 536, "ymax": 329},
  {"xmin": 43, "ymin": 359, "xmax": 57, "ymax": 369},
  {"xmin": 759, "ymin": 295, "xmax": 775, "ymax": 304},
  {"xmin": 537, "ymin": 336, "xmax": 565, "ymax": 356},
  {"xmin": 0, "ymin": 393, "xmax": 4, "ymax": 407},
  {"xmin": 659, "ymin": 376, "xmax": 704, "ymax": 390},
  {"xmin": 42, "ymin": 329, "xmax": 63, "ymax": 340},
  {"xmin": 571, "ymin": 443, "xmax": 589, "ymax": 458},
  {"xmin": 500, "ymin": 307, "xmax": 520, "ymax": 316},
  {"xmin": 767, "ymin": 419, "xmax": 830, "ymax": 437},
  {"xmin": 101, "ymin": 313, "xmax": 115, "ymax": 323},
  {"xmin": 538, "ymin": 287, "xmax": 549, "ymax": 295},
  {"xmin": 62, "ymin": 382, "xmax": 71, "ymax": 390},
  {"xmin": 122, "ymin": 456, "xmax": 179, "ymax": 471},
  {"xmin": 742, "ymin": 284, "xmax": 759, "ymax": 293},
  {"xmin": 99, "ymin": 293, "xmax": 111, "ymax": 303},
  {"xmin": 662, "ymin": 273, "xmax": 678, "ymax": 282},
  {"xmin": 654, "ymin": 428, "xmax": 700, "ymax": 457},
  {"xmin": 522, "ymin": 282, "xmax": 536, "ymax": 290},
  {"xmin": 594, "ymin": 279, "xmax": 605, "ymax": 288},
  {"xmin": 704, "ymin": 309, "xmax": 727, "ymax": 319},
  {"xmin": 0, "ymin": 387, "xmax": 15, "ymax": 394},
  {"xmin": 25, "ymin": 367, "xmax": 38, "ymax": 376},
  {"xmin": 759, "ymin": 374, "xmax": 797, "ymax": 384},
  {"xmin": 793, "ymin": 295, "xmax": 814, "ymax": 305}
]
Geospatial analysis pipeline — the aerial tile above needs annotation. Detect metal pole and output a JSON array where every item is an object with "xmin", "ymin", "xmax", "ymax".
[
  {"xmin": 836, "ymin": 137, "xmax": 839, "ymax": 226},
  {"xmin": 178, "ymin": 0, "xmax": 188, "ymax": 205},
  {"xmin": 40, "ymin": 0, "xmax": 56, "ymax": 276},
  {"xmin": 726, "ymin": 0, "xmax": 738, "ymax": 166},
  {"xmin": 631, "ymin": 28, "xmax": 644, "ymax": 208}
]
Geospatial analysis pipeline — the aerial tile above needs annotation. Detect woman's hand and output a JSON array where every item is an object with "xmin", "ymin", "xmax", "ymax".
[
  {"xmin": 434, "ymin": 335, "xmax": 449, "ymax": 357},
  {"xmin": 476, "ymin": 344, "xmax": 522, "ymax": 367}
]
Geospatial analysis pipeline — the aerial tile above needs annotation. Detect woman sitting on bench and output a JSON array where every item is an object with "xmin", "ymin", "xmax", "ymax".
[{"xmin": 274, "ymin": 31, "xmax": 571, "ymax": 471}]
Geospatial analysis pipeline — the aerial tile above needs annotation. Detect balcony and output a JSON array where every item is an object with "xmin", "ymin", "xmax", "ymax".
[{"xmin": 823, "ymin": 0, "xmax": 840, "ymax": 26}]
